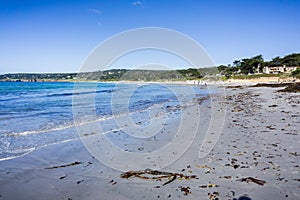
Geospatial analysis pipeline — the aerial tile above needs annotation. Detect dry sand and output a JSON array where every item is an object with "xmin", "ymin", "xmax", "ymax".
[{"xmin": 0, "ymin": 84, "xmax": 299, "ymax": 200}]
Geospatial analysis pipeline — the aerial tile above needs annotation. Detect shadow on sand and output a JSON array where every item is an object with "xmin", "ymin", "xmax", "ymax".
[{"xmin": 233, "ymin": 196, "xmax": 252, "ymax": 200}]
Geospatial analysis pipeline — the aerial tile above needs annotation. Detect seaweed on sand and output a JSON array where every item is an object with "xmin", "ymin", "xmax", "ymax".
[
  {"xmin": 250, "ymin": 83, "xmax": 292, "ymax": 88},
  {"xmin": 237, "ymin": 177, "xmax": 266, "ymax": 186},
  {"xmin": 249, "ymin": 82, "xmax": 300, "ymax": 92},
  {"xmin": 45, "ymin": 161, "xmax": 82, "ymax": 169},
  {"xmin": 120, "ymin": 169, "xmax": 197, "ymax": 186},
  {"xmin": 277, "ymin": 82, "xmax": 300, "ymax": 92}
]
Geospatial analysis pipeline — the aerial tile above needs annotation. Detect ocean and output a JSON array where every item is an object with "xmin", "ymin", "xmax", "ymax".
[{"xmin": 0, "ymin": 82, "xmax": 209, "ymax": 161}]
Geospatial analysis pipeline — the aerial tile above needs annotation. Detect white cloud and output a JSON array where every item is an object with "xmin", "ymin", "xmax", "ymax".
[
  {"xmin": 132, "ymin": 1, "xmax": 142, "ymax": 6},
  {"xmin": 88, "ymin": 8, "xmax": 102, "ymax": 15}
]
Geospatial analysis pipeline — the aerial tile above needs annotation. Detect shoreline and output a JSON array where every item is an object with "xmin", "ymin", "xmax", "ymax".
[
  {"xmin": 0, "ymin": 75, "xmax": 299, "ymax": 85},
  {"xmin": 0, "ymin": 83, "xmax": 299, "ymax": 199}
]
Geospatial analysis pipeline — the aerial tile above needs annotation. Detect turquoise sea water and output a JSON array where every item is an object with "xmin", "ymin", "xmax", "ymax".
[{"xmin": 0, "ymin": 82, "xmax": 209, "ymax": 161}]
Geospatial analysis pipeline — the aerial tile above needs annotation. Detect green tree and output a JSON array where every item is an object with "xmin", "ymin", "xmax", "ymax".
[
  {"xmin": 239, "ymin": 55, "xmax": 264, "ymax": 74},
  {"xmin": 217, "ymin": 65, "xmax": 227, "ymax": 75},
  {"xmin": 282, "ymin": 53, "xmax": 300, "ymax": 66},
  {"xmin": 291, "ymin": 68, "xmax": 300, "ymax": 78},
  {"xmin": 233, "ymin": 60, "xmax": 241, "ymax": 67},
  {"xmin": 269, "ymin": 56, "xmax": 282, "ymax": 66}
]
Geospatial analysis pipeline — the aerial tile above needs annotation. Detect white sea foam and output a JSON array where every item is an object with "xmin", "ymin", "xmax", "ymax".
[
  {"xmin": 0, "ymin": 147, "xmax": 35, "ymax": 162},
  {"xmin": 5, "ymin": 99, "xmax": 184, "ymax": 137}
]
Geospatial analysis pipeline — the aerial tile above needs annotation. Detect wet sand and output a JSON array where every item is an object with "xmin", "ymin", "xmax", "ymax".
[{"xmin": 0, "ymin": 84, "xmax": 299, "ymax": 200}]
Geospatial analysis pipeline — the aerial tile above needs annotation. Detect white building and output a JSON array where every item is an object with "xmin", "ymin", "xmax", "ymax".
[{"xmin": 263, "ymin": 65, "xmax": 298, "ymax": 74}]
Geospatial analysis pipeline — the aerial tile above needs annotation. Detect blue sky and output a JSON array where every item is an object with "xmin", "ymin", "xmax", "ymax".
[{"xmin": 0, "ymin": 0, "xmax": 299, "ymax": 73}]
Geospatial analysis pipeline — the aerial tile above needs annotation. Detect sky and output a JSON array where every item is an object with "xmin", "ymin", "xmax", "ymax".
[{"xmin": 0, "ymin": 0, "xmax": 299, "ymax": 73}]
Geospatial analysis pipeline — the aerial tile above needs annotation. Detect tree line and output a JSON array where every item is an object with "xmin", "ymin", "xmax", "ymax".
[{"xmin": 218, "ymin": 53, "xmax": 300, "ymax": 78}]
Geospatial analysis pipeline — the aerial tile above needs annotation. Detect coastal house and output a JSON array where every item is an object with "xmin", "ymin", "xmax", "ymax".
[{"xmin": 263, "ymin": 65, "xmax": 298, "ymax": 74}]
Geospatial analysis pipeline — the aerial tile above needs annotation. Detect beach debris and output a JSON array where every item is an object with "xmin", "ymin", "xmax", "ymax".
[
  {"xmin": 76, "ymin": 179, "xmax": 84, "ymax": 184},
  {"xmin": 277, "ymin": 82, "xmax": 300, "ymax": 92},
  {"xmin": 225, "ymin": 158, "xmax": 241, "ymax": 169},
  {"xmin": 109, "ymin": 179, "xmax": 117, "ymax": 185},
  {"xmin": 208, "ymin": 191, "xmax": 220, "ymax": 200},
  {"xmin": 193, "ymin": 96, "xmax": 207, "ymax": 104},
  {"xmin": 219, "ymin": 175, "xmax": 232, "ymax": 180},
  {"xmin": 252, "ymin": 151, "xmax": 261, "ymax": 157},
  {"xmin": 120, "ymin": 169, "xmax": 197, "ymax": 186},
  {"xmin": 266, "ymin": 125, "xmax": 276, "ymax": 130},
  {"xmin": 237, "ymin": 177, "xmax": 266, "ymax": 186},
  {"xmin": 250, "ymin": 82, "xmax": 300, "ymax": 92},
  {"xmin": 261, "ymin": 167, "xmax": 270, "ymax": 171},
  {"xmin": 199, "ymin": 183, "xmax": 219, "ymax": 188},
  {"xmin": 195, "ymin": 164, "xmax": 214, "ymax": 173},
  {"xmin": 276, "ymin": 176, "xmax": 285, "ymax": 182},
  {"xmin": 228, "ymin": 190, "xmax": 236, "ymax": 197},
  {"xmin": 45, "ymin": 161, "xmax": 82, "ymax": 169},
  {"xmin": 268, "ymin": 104, "xmax": 278, "ymax": 107},
  {"xmin": 59, "ymin": 174, "xmax": 68, "ymax": 180},
  {"xmin": 234, "ymin": 153, "xmax": 245, "ymax": 156},
  {"xmin": 231, "ymin": 106, "xmax": 243, "ymax": 112},
  {"xmin": 225, "ymin": 85, "xmax": 243, "ymax": 89},
  {"xmin": 179, "ymin": 186, "xmax": 191, "ymax": 195},
  {"xmin": 251, "ymin": 83, "xmax": 292, "ymax": 88},
  {"xmin": 268, "ymin": 161, "xmax": 279, "ymax": 169},
  {"xmin": 289, "ymin": 152, "xmax": 298, "ymax": 156}
]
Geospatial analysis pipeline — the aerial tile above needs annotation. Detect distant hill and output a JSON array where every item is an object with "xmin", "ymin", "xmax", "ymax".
[{"xmin": 0, "ymin": 67, "xmax": 219, "ymax": 82}]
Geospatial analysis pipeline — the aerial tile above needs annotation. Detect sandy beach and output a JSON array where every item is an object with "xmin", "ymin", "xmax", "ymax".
[{"xmin": 0, "ymin": 83, "xmax": 299, "ymax": 200}]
